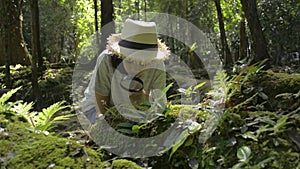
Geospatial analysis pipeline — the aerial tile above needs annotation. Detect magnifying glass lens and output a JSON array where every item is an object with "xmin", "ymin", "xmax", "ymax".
[{"xmin": 120, "ymin": 76, "xmax": 144, "ymax": 92}]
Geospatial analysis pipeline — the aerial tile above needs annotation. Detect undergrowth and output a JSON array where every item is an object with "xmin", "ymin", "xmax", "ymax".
[{"xmin": 0, "ymin": 62, "xmax": 299, "ymax": 169}]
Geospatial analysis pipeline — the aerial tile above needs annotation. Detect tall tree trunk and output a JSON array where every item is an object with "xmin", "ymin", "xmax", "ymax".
[
  {"xmin": 30, "ymin": 0, "xmax": 42, "ymax": 108},
  {"xmin": 135, "ymin": 0, "xmax": 140, "ymax": 20},
  {"xmin": 31, "ymin": 0, "xmax": 43, "ymax": 72},
  {"xmin": 240, "ymin": 0, "xmax": 270, "ymax": 66},
  {"xmin": 239, "ymin": 16, "xmax": 248, "ymax": 61},
  {"xmin": 0, "ymin": 0, "xmax": 30, "ymax": 65},
  {"xmin": 215, "ymin": 0, "xmax": 233, "ymax": 67},
  {"xmin": 1, "ymin": 0, "xmax": 11, "ymax": 88},
  {"xmin": 100, "ymin": 0, "xmax": 115, "ymax": 52},
  {"xmin": 94, "ymin": 0, "xmax": 100, "ymax": 54}
]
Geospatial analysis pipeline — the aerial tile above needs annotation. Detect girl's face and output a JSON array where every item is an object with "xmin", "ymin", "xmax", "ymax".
[{"xmin": 123, "ymin": 60, "xmax": 146, "ymax": 76}]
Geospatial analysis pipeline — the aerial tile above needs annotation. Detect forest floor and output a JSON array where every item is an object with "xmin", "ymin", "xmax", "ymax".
[{"xmin": 0, "ymin": 63, "xmax": 299, "ymax": 169}]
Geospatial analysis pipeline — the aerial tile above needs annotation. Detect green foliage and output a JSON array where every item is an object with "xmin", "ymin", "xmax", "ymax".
[
  {"xmin": 0, "ymin": 87, "xmax": 22, "ymax": 113},
  {"xmin": 168, "ymin": 121, "xmax": 201, "ymax": 161},
  {"xmin": 0, "ymin": 90, "xmax": 109, "ymax": 168},
  {"xmin": 1, "ymin": 63, "xmax": 300, "ymax": 168},
  {"xmin": 200, "ymin": 66, "xmax": 300, "ymax": 169},
  {"xmin": 39, "ymin": 66, "xmax": 73, "ymax": 106},
  {"xmin": 28, "ymin": 101, "xmax": 74, "ymax": 131},
  {"xmin": 259, "ymin": 0, "xmax": 300, "ymax": 61},
  {"xmin": 22, "ymin": 0, "xmax": 95, "ymax": 63},
  {"xmin": 0, "ymin": 87, "xmax": 73, "ymax": 132},
  {"xmin": 152, "ymin": 64, "xmax": 299, "ymax": 169},
  {"xmin": 175, "ymin": 82, "xmax": 206, "ymax": 100}
]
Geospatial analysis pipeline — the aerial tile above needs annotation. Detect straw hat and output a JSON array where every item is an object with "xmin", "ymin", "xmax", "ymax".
[{"xmin": 106, "ymin": 19, "xmax": 170, "ymax": 65}]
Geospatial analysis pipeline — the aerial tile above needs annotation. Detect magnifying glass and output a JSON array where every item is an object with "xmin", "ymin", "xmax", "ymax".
[{"xmin": 120, "ymin": 75, "xmax": 144, "ymax": 92}]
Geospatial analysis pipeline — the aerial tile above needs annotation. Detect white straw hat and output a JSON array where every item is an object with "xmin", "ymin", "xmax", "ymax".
[{"xmin": 106, "ymin": 19, "xmax": 170, "ymax": 65}]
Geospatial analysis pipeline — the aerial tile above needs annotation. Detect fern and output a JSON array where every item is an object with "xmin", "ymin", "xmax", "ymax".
[
  {"xmin": 0, "ymin": 88, "xmax": 74, "ymax": 132},
  {"xmin": 31, "ymin": 101, "xmax": 74, "ymax": 131},
  {"xmin": 0, "ymin": 87, "xmax": 21, "ymax": 105},
  {"xmin": 198, "ymin": 70, "xmax": 227, "ymax": 143},
  {"xmin": 0, "ymin": 87, "xmax": 22, "ymax": 112},
  {"xmin": 12, "ymin": 102, "xmax": 34, "ymax": 117}
]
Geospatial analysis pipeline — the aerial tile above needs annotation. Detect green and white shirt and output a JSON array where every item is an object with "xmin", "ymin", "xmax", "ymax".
[{"xmin": 94, "ymin": 53, "xmax": 166, "ymax": 106}]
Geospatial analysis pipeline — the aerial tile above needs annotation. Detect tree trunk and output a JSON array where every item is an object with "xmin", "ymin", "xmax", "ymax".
[
  {"xmin": 30, "ymin": 0, "xmax": 42, "ymax": 108},
  {"xmin": 1, "ymin": 1, "xmax": 11, "ymax": 89},
  {"xmin": 0, "ymin": 0, "xmax": 30, "ymax": 65},
  {"xmin": 240, "ymin": 0, "xmax": 270, "ymax": 66},
  {"xmin": 94, "ymin": 0, "xmax": 100, "ymax": 53},
  {"xmin": 135, "ymin": 0, "xmax": 140, "ymax": 20},
  {"xmin": 239, "ymin": 16, "xmax": 248, "ymax": 61},
  {"xmin": 215, "ymin": 0, "xmax": 233, "ymax": 67},
  {"xmin": 100, "ymin": 0, "xmax": 115, "ymax": 52},
  {"xmin": 143, "ymin": 0, "xmax": 147, "ymax": 21},
  {"xmin": 1, "ymin": 0, "xmax": 11, "ymax": 88}
]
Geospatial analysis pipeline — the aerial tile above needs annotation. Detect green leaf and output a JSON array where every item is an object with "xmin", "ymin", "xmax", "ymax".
[
  {"xmin": 31, "ymin": 101, "xmax": 69, "ymax": 131},
  {"xmin": 232, "ymin": 162, "xmax": 245, "ymax": 169},
  {"xmin": 117, "ymin": 128, "xmax": 134, "ymax": 135},
  {"xmin": 273, "ymin": 113, "xmax": 292, "ymax": 133},
  {"xmin": 237, "ymin": 146, "xmax": 251, "ymax": 162},
  {"xmin": 255, "ymin": 156, "xmax": 275, "ymax": 168},
  {"xmin": 132, "ymin": 125, "xmax": 140, "ymax": 134},
  {"xmin": 168, "ymin": 131, "xmax": 189, "ymax": 161},
  {"xmin": 240, "ymin": 132, "xmax": 258, "ymax": 141},
  {"xmin": 184, "ymin": 137, "xmax": 194, "ymax": 147},
  {"xmin": 258, "ymin": 92, "xmax": 269, "ymax": 100},
  {"xmin": 193, "ymin": 82, "xmax": 206, "ymax": 91},
  {"xmin": 162, "ymin": 83, "xmax": 173, "ymax": 94},
  {"xmin": 0, "ymin": 87, "xmax": 22, "ymax": 105},
  {"xmin": 53, "ymin": 114, "xmax": 75, "ymax": 122},
  {"xmin": 189, "ymin": 43, "xmax": 198, "ymax": 52},
  {"xmin": 117, "ymin": 122, "xmax": 134, "ymax": 128},
  {"xmin": 12, "ymin": 102, "xmax": 34, "ymax": 117}
]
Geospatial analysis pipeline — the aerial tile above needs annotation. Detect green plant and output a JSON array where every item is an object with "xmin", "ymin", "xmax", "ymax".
[
  {"xmin": 232, "ymin": 146, "xmax": 252, "ymax": 169},
  {"xmin": 0, "ymin": 87, "xmax": 22, "ymax": 113},
  {"xmin": 26, "ymin": 101, "xmax": 74, "ymax": 132},
  {"xmin": 0, "ymin": 87, "xmax": 73, "ymax": 132}
]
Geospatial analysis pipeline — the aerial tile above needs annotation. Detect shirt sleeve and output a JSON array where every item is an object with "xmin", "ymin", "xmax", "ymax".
[{"xmin": 94, "ymin": 54, "xmax": 112, "ymax": 96}]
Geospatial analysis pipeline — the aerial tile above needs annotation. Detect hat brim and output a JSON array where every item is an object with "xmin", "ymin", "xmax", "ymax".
[{"xmin": 106, "ymin": 34, "xmax": 170, "ymax": 64}]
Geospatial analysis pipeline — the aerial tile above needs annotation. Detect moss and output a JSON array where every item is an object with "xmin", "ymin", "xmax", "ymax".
[
  {"xmin": 256, "ymin": 71, "xmax": 300, "ymax": 110},
  {"xmin": 166, "ymin": 104, "xmax": 209, "ymax": 122},
  {"xmin": 228, "ymin": 71, "xmax": 300, "ymax": 111},
  {"xmin": 111, "ymin": 159, "xmax": 142, "ymax": 169},
  {"xmin": 258, "ymin": 71, "xmax": 300, "ymax": 94},
  {"xmin": 7, "ymin": 135, "xmax": 107, "ymax": 169},
  {"xmin": 0, "ymin": 111, "xmax": 108, "ymax": 169},
  {"xmin": 0, "ymin": 140, "xmax": 12, "ymax": 156},
  {"xmin": 57, "ymin": 157, "xmax": 75, "ymax": 168}
]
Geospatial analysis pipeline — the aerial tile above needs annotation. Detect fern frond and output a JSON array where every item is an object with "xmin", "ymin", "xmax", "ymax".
[
  {"xmin": 32, "ymin": 101, "xmax": 70, "ymax": 131},
  {"xmin": 41, "ymin": 101, "xmax": 68, "ymax": 121},
  {"xmin": 0, "ymin": 86, "xmax": 22, "ymax": 105},
  {"xmin": 12, "ymin": 102, "xmax": 34, "ymax": 117}
]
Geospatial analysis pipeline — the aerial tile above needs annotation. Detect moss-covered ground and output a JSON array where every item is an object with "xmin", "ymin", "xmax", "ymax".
[{"xmin": 0, "ymin": 65, "xmax": 299, "ymax": 168}]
